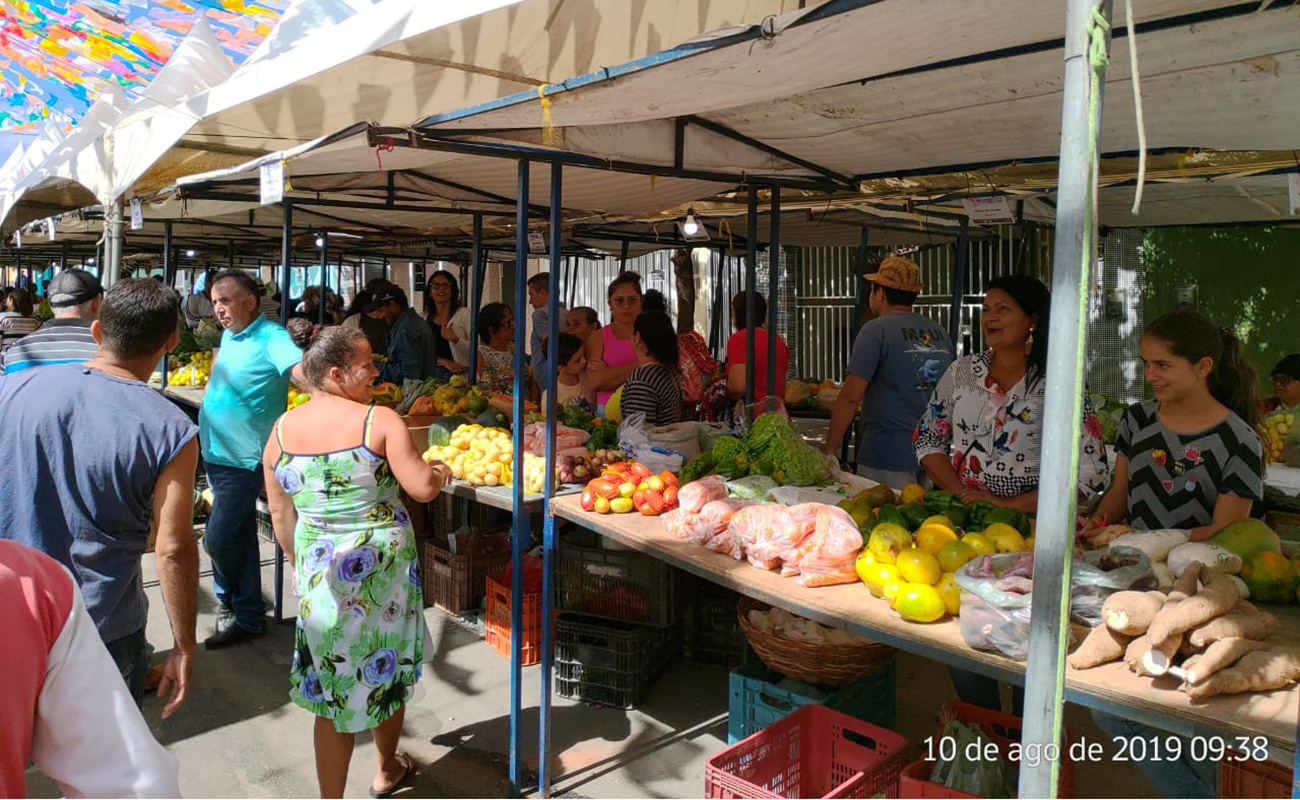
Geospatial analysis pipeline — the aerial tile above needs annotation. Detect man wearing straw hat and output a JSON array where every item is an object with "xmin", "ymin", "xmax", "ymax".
[{"xmin": 824, "ymin": 256, "xmax": 954, "ymax": 490}]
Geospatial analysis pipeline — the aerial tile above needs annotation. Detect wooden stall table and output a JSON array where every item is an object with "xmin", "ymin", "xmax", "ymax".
[{"xmin": 551, "ymin": 494, "xmax": 1300, "ymax": 756}]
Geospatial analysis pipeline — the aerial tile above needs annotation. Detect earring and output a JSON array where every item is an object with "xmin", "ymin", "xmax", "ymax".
[{"xmin": 1025, "ymin": 328, "xmax": 1035, "ymax": 355}]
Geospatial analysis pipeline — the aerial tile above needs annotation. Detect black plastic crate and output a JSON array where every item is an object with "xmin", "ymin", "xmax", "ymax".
[
  {"xmin": 553, "ymin": 613, "xmax": 682, "ymax": 709},
  {"xmin": 555, "ymin": 538, "xmax": 679, "ymax": 626},
  {"xmin": 687, "ymin": 587, "xmax": 748, "ymax": 669}
]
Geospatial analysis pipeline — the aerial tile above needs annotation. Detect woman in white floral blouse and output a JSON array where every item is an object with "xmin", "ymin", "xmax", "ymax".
[{"xmin": 913, "ymin": 275, "xmax": 1109, "ymax": 516}]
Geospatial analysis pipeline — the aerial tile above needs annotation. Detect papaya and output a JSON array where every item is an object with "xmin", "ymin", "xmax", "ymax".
[
  {"xmin": 1209, "ymin": 518, "xmax": 1281, "ymax": 561},
  {"xmin": 1240, "ymin": 550, "xmax": 1298, "ymax": 605}
]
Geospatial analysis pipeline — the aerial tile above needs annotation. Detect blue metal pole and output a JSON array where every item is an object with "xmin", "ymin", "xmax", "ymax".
[
  {"xmin": 539, "ymin": 160, "xmax": 563, "ymax": 798},
  {"xmin": 948, "ymin": 218, "xmax": 970, "ymax": 354},
  {"xmin": 509, "ymin": 159, "xmax": 530, "ymax": 793},
  {"xmin": 766, "ymin": 187, "xmax": 781, "ymax": 411},
  {"xmin": 744, "ymin": 189, "xmax": 758, "ymax": 408},
  {"xmin": 469, "ymin": 214, "xmax": 484, "ymax": 383}
]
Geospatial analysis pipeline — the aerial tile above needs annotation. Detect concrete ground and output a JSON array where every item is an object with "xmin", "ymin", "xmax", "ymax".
[{"xmin": 26, "ymin": 536, "xmax": 1158, "ymax": 799}]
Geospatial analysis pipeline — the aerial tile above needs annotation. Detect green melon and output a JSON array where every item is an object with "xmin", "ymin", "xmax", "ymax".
[
  {"xmin": 427, "ymin": 415, "xmax": 472, "ymax": 448},
  {"xmin": 475, "ymin": 409, "xmax": 508, "ymax": 429}
]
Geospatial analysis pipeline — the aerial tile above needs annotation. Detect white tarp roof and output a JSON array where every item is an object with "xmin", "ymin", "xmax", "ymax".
[{"xmin": 413, "ymin": 0, "xmax": 1300, "ymax": 226}]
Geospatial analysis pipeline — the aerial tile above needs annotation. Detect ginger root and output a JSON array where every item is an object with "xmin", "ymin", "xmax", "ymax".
[
  {"xmin": 1182, "ymin": 638, "xmax": 1273, "ymax": 686},
  {"xmin": 1069, "ymin": 624, "xmax": 1132, "ymax": 670},
  {"xmin": 1187, "ymin": 602, "xmax": 1279, "ymax": 648},
  {"xmin": 1186, "ymin": 647, "xmax": 1300, "ymax": 700},
  {"xmin": 1147, "ymin": 574, "xmax": 1240, "ymax": 647},
  {"xmin": 1103, "ymin": 590, "xmax": 1167, "ymax": 636}
]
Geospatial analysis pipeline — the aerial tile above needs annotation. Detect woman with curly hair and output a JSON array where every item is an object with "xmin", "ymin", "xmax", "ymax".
[{"xmin": 263, "ymin": 326, "xmax": 451, "ymax": 798}]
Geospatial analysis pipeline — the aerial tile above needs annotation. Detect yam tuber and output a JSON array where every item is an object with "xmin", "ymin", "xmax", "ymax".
[
  {"xmin": 1125, "ymin": 634, "xmax": 1183, "ymax": 677},
  {"xmin": 1147, "ymin": 574, "xmax": 1240, "ymax": 647},
  {"xmin": 1102, "ymin": 591, "xmax": 1167, "ymax": 636},
  {"xmin": 1187, "ymin": 603, "xmax": 1279, "ymax": 648},
  {"xmin": 1068, "ymin": 625, "xmax": 1132, "ymax": 670},
  {"xmin": 1182, "ymin": 638, "xmax": 1273, "ymax": 686},
  {"xmin": 1170, "ymin": 561, "xmax": 1203, "ymax": 599},
  {"xmin": 1186, "ymin": 647, "xmax": 1300, "ymax": 700}
]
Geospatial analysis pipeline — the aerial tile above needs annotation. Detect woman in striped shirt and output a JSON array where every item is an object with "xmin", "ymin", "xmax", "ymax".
[
  {"xmin": 0, "ymin": 289, "xmax": 42, "ymax": 352},
  {"xmin": 620, "ymin": 311, "xmax": 682, "ymax": 426}
]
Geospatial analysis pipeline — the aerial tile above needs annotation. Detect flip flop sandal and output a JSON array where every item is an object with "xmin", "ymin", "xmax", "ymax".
[{"xmin": 369, "ymin": 752, "xmax": 415, "ymax": 799}]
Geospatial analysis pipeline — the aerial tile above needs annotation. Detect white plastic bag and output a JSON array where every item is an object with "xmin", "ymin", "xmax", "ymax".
[{"xmin": 618, "ymin": 412, "xmax": 685, "ymax": 473}]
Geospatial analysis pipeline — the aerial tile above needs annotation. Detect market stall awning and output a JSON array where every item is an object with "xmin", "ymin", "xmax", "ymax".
[{"xmin": 412, "ymin": 0, "xmax": 1300, "ymax": 212}]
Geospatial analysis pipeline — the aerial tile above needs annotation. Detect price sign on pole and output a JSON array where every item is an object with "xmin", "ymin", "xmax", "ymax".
[{"xmin": 260, "ymin": 160, "xmax": 285, "ymax": 205}]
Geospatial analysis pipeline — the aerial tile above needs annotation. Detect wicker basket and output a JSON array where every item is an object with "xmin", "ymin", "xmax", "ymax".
[{"xmin": 737, "ymin": 596, "xmax": 895, "ymax": 686}]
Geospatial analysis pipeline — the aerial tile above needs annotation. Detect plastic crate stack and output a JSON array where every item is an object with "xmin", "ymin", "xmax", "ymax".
[
  {"xmin": 727, "ymin": 658, "xmax": 897, "ymax": 744},
  {"xmin": 421, "ymin": 527, "xmax": 511, "ymax": 619},
  {"xmin": 687, "ymin": 585, "xmax": 749, "ymax": 669},
  {"xmin": 553, "ymin": 535, "xmax": 684, "ymax": 708}
]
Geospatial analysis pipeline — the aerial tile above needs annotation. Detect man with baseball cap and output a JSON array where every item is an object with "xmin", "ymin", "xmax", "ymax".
[
  {"xmin": 365, "ymin": 280, "xmax": 437, "ymax": 384},
  {"xmin": 0, "ymin": 268, "xmax": 102, "ymax": 375},
  {"xmin": 824, "ymin": 256, "xmax": 955, "ymax": 490}
]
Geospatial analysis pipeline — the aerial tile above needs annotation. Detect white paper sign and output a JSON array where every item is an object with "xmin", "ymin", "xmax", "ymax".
[
  {"xmin": 961, "ymin": 196, "xmax": 1016, "ymax": 225},
  {"xmin": 260, "ymin": 160, "xmax": 285, "ymax": 205},
  {"xmin": 46, "ymin": 217, "xmax": 56, "ymax": 241},
  {"xmin": 1289, "ymin": 173, "xmax": 1300, "ymax": 216},
  {"xmin": 528, "ymin": 231, "xmax": 546, "ymax": 253},
  {"xmin": 130, "ymin": 198, "xmax": 143, "ymax": 230}
]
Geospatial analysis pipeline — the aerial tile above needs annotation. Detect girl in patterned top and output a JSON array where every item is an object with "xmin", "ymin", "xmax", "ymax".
[
  {"xmin": 1084, "ymin": 312, "xmax": 1264, "ymax": 543},
  {"xmin": 475, "ymin": 302, "xmax": 534, "ymax": 397},
  {"xmin": 620, "ymin": 311, "xmax": 683, "ymax": 426},
  {"xmin": 913, "ymin": 275, "xmax": 1109, "ymax": 514}
]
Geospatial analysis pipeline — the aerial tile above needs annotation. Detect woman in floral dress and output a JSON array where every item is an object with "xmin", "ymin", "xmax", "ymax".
[{"xmin": 263, "ymin": 326, "xmax": 451, "ymax": 798}]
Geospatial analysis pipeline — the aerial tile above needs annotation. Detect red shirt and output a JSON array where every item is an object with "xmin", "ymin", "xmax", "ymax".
[{"xmin": 727, "ymin": 328, "xmax": 789, "ymax": 405}]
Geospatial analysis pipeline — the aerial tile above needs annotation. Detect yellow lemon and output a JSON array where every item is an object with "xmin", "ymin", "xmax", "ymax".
[
  {"xmin": 961, "ymin": 532, "xmax": 997, "ymax": 558},
  {"xmin": 854, "ymin": 549, "xmax": 875, "ymax": 584},
  {"xmin": 937, "ymin": 540, "xmax": 977, "ymax": 573},
  {"xmin": 895, "ymin": 584, "xmax": 948, "ymax": 623},
  {"xmin": 867, "ymin": 523, "xmax": 913, "ymax": 565},
  {"xmin": 900, "ymin": 483, "xmax": 927, "ymax": 506},
  {"xmin": 915, "ymin": 523, "xmax": 959, "ymax": 556},
  {"xmin": 921, "ymin": 514, "xmax": 955, "ymax": 530},
  {"xmin": 882, "ymin": 577, "xmax": 906, "ymax": 605},
  {"xmin": 1024, "ymin": 536, "xmax": 1036, "ymax": 552},
  {"xmin": 984, "ymin": 522, "xmax": 1027, "ymax": 553},
  {"xmin": 935, "ymin": 572, "xmax": 963, "ymax": 616},
  {"xmin": 860, "ymin": 562, "xmax": 900, "ymax": 598},
  {"xmin": 895, "ymin": 548, "xmax": 942, "ymax": 586}
]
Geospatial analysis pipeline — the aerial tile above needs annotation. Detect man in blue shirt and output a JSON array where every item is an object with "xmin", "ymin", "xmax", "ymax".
[
  {"xmin": 200, "ymin": 270, "xmax": 304, "ymax": 649},
  {"xmin": 0, "ymin": 278, "xmax": 199, "ymax": 710},
  {"xmin": 824, "ymin": 256, "xmax": 955, "ymax": 490},
  {"xmin": 527, "ymin": 272, "xmax": 565, "ymax": 393},
  {"xmin": 366, "ymin": 281, "xmax": 437, "ymax": 384}
]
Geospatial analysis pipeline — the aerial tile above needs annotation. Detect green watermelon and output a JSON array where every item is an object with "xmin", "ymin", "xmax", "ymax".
[
  {"xmin": 427, "ymin": 415, "xmax": 472, "ymax": 448},
  {"xmin": 476, "ymin": 409, "xmax": 508, "ymax": 429}
]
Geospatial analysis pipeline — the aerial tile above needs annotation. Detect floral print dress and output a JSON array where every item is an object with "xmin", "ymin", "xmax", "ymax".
[
  {"xmin": 272, "ymin": 406, "xmax": 422, "ymax": 733},
  {"xmin": 912, "ymin": 351, "xmax": 1110, "ymax": 499}
]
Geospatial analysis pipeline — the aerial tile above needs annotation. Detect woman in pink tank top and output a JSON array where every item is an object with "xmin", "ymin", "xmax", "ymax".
[{"xmin": 587, "ymin": 271, "xmax": 643, "ymax": 412}]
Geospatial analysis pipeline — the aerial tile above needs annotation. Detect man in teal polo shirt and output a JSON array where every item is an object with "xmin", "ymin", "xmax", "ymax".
[{"xmin": 199, "ymin": 270, "xmax": 304, "ymax": 649}]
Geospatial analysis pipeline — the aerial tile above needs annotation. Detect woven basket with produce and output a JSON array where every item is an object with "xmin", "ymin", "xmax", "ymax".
[{"xmin": 737, "ymin": 596, "xmax": 894, "ymax": 685}]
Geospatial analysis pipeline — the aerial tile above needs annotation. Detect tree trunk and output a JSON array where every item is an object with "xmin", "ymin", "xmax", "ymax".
[{"xmin": 672, "ymin": 247, "xmax": 695, "ymax": 335}]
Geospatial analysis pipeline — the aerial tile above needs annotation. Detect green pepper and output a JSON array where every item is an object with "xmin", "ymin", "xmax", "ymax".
[
  {"xmin": 899, "ymin": 502, "xmax": 930, "ymax": 531},
  {"xmin": 947, "ymin": 505, "xmax": 970, "ymax": 529},
  {"xmin": 966, "ymin": 502, "xmax": 995, "ymax": 530},
  {"xmin": 983, "ymin": 506, "xmax": 1031, "ymax": 536},
  {"xmin": 924, "ymin": 490, "xmax": 958, "ymax": 514},
  {"xmin": 876, "ymin": 505, "xmax": 909, "ymax": 530}
]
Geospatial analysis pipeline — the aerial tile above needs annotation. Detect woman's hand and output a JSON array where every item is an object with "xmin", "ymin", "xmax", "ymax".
[
  {"xmin": 429, "ymin": 461, "xmax": 453, "ymax": 491},
  {"xmin": 959, "ymin": 488, "xmax": 1005, "ymax": 507},
  {"xmin": 439, "ymin": 358, "xmax": 466, "ymax": 374},
  {"xmin": 588, "ymin": 359, "xmax": 606, "ymax": 373},
  {"xmin": 441, "ymin": 322, "xmax": 459, "ymax": 343}
]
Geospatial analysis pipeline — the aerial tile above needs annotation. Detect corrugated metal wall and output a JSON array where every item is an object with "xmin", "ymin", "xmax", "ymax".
[{"xmin": 1087, "ymin": 228, "xmax": 1146, "ymax": 403}]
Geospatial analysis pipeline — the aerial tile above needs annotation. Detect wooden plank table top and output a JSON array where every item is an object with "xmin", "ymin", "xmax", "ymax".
[
  {"xmin": 163, "ymin": 384, "xmax": 207, "ymax": 408},
  {"xmin": 552, "ymin": 494, "xmax": 1300, "ymax": 752},
  {"xmin": 443, "ymin": 480, "xmax": 582, "ymax": 514}
]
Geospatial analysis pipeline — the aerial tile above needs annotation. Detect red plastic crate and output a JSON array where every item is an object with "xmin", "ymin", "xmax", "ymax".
[
  {"xmin": 897, "ymin": 702, "xmax": 1076, "ymax": 799},
  {"xmin": 485, "ymin": 573, "xmax": 541, "ymax": 666},
  {"xmin": 704, "ymin": 704, "xmax": 907, "ymax": 799},
  {"xmin": 1220, "ymin": 755, "xmax": 1293, "ymax": 798}
]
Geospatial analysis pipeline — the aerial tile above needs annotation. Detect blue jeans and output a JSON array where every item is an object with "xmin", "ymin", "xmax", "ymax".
[
  {"xmin": 1090, "ymin": 711, "xmax": 1216, "ymax": 798},
  {"xmin": 948, "ymin": 667, "xmax": 1024, "ymax": 715},
  {"xmin": 204, "ymin": 463, "xmax": 267, "ymax": 633},
  {"xmin": 105, "ymin": 627, "xmax": 149, "ymax": 707}
]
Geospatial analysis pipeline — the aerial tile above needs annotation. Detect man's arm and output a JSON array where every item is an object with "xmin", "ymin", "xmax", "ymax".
[
  {"xmin": 824, "ymin": 375, "xmax": 868, "ymax": 457},
  {"xmin": 32, "ymin": 582, "xmax": 181, "ymax": 798},
  {"xmin": 151, "ymin": 436, "xmax": 199, "ymax": 719},
  {"xmin": 381, "ymin": 324, "xmax": 421, "ymax": 384}
]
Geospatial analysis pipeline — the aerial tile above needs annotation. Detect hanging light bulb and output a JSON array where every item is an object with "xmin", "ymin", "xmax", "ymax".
[
  {"xmin": 185, "ymin": 249, "xmax": 196, "ymax": 258},
  {"xmin": 315, "ymin": 236, "xmax": 325, "ymax": 248},
  {"xmin": 682, "ymin": 207, "xmax": 700, "ymax": 237}
]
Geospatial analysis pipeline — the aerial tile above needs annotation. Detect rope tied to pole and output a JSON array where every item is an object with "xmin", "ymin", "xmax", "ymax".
[
  {"xmin": 374, "ymin": 136, "xmax": 395, "ymax": 172},
  {"xmin": 1083, "ymin": 5, "xmax": 1109, "ymax": 277},
  {"xmin": 1123, "ymin": 0, "xmax": 1149, "ymax": 214}
]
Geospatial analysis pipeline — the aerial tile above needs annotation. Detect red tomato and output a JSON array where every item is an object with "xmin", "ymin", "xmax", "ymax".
[
  {"xmin": 663, "ymin": 484, "xmax": 680, "ymax": 508},
  {"xmin": 659, "ymin": 471, "xmax": 679, "ymax": 487},
  {"xmin": 581, "ymin": 489, "xmax": 596, "ymax": 511}
]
